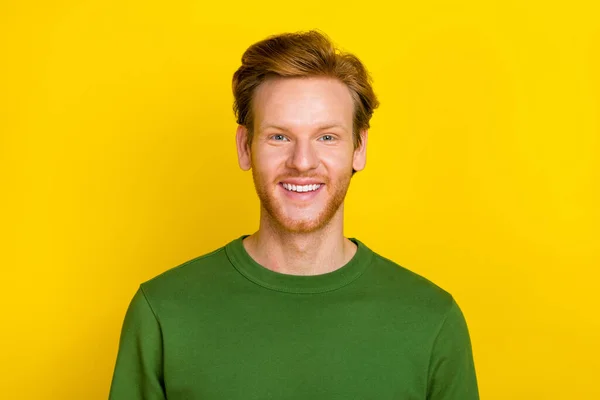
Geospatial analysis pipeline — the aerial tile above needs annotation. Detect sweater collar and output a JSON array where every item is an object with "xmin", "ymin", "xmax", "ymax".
[{"xmin": 225, "ymin": 234, "xmax": 373, "ymax": 294}]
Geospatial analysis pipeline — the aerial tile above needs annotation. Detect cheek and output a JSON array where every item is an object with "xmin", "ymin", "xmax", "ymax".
[
  {"xmin": 320, "ymin": 149, "xmax": 354, "ymax": 171},
  {"xmin": 252, "ymin": 148, "xmax": 286, "ymax": 178}
]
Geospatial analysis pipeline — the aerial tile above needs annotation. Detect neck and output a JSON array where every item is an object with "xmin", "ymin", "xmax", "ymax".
[{"xmin": 242, "ymin": 205, "xmax": 357, "ymax": 276}]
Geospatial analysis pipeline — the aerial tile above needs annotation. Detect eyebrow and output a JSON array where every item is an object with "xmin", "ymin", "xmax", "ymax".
[{"xmin": 259, "ymin": 123, "xmax": 348, "ymax": 132}]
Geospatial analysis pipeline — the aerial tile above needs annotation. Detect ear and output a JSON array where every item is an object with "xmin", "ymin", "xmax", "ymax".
[
  {"xmin": 352, "ymin": 129, "xmax": 368, "ymax": 172},
  {"xmin": 236, "ymin": 125, "xmax": 252, "ymax": 171}
]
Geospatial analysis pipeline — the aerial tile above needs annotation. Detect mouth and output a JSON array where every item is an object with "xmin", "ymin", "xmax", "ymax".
[{"xmin": 278, "ymin": 182, "xmax": 325, "ymax": 200}]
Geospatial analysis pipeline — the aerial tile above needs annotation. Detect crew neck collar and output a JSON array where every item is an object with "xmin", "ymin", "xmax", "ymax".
[{"xmin": 225, "ymin": 235, "xmax": 373, "ymax": 294}]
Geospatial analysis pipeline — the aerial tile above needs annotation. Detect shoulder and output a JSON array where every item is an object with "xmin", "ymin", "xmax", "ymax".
[
  {"xmin": 365, "ymin": 247, "xmax": 456, "ymax": 316},
  {"xmin": 139, "ymin": 244, "xmax": 229, "ymax": 299}
]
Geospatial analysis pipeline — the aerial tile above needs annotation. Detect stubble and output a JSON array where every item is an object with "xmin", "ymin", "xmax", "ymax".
[{"xmin": 251, "ymin": 166, "xmax": 352, "ymax": 234}]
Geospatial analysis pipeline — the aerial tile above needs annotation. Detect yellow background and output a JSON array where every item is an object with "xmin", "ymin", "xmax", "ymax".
[{"xmin": 1, "ymin": 0, "xmax": 599, "ymax": 398}]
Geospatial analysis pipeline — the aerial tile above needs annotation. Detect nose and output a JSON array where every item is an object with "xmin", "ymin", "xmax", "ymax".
[{"xmin": 286, "ymin": 138, "xmax": 319, "ymax": 172}]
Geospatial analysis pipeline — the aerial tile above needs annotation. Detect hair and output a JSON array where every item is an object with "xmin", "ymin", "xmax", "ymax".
[{"xmin": 232, "ymin": 30, "xmax": 379, "ymax": 153}]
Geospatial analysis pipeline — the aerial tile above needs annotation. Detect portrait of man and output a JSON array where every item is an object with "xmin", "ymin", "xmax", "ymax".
[{"xmin": 109, "ymin": 30, "xmax": 479, "ymax": 399}]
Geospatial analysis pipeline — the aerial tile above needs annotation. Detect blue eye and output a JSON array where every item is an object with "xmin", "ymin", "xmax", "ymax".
[
  {"xmin": 271, "ymin": 134, "xmax": 288, "ymax": 141},
  {"xmin": 320, "ymin": 135, "xmax": 335, "ymax": 141}
]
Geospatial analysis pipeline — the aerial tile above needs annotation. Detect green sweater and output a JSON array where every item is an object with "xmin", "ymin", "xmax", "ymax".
[{"xmin": 109, "ymin": 235, "xmax": 479, "ymax": 399}]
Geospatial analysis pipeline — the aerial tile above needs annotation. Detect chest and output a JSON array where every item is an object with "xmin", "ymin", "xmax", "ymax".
[{"xmin": 160, "ymin": 294, "xmax": 433, "ymax": 399}]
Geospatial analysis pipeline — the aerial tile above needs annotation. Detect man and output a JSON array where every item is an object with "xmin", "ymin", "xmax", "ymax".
[{"xmin": 109, "ymin": 30, "xmax": 479, "ymax": 399}]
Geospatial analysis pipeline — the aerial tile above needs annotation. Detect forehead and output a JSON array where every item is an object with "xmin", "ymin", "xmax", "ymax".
[{"xmin": 253, "ymin": 76, "xmax": 354, "ymax": 132}]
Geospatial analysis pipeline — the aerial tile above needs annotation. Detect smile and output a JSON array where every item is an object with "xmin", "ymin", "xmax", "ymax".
[{"xmin": 282, "ymin": 183, "xmax": 322, "ymax": 193}]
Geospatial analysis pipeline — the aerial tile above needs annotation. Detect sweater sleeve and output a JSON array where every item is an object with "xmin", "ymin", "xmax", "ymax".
[
  {"xmin": 426, "ymin": 298, "xmax": 479, "ymax": 400},
  {"xmin": 109, "ymin": 286, "xmax": 166, "ymax": 400}
]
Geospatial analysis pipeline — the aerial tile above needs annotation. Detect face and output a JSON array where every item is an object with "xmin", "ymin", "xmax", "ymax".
[{"xmin": 236, "ymin": 76, "xmax": 367, "ymax": 234}]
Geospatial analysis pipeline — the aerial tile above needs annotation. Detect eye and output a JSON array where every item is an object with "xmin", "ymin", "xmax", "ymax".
[
  {"xmin": 319, "ymin": 134, "xmax": 336, "ymax": 142},
  {"xmin": 270, "ymin": 134, "xmax": 288, "ymax": 141}
]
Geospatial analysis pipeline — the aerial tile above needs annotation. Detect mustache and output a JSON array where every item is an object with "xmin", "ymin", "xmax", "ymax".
[
  {"xmin": 276, "ymin": 178, "xmax": 328, "ymax": 185},
  {"xmin": 278, "ymin": 177, "xmax": 326, "ymax": 181}
]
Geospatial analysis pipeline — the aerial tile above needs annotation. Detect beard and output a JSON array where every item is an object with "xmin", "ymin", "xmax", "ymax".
[{"xmin": 251, "ymin": 165, "xmax": 353, "ymax": 234}]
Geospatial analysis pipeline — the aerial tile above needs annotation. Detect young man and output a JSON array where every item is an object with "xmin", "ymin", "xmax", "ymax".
[{"xmin": 109, "ymin": 31, "xmax": 479, "ymax": 399}]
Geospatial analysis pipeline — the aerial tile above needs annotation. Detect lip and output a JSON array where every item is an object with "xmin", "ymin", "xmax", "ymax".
[
  {"xmin": 279, "ymin": 179, "xmax": 325, "ymax": 185},
  {"xmin": 279, "ymin": 182, "xmax": 324, "ymax": 199}
]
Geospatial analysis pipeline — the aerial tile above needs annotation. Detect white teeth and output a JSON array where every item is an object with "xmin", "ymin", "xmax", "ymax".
[{"xmin": 282, "ymin": 183, "xmax": 322, "ymax": 193}]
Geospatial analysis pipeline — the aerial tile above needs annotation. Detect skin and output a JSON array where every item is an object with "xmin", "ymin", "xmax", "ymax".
[{"xmin": 235, "ymin": 76, "xmax": 368, "ymax": 276}]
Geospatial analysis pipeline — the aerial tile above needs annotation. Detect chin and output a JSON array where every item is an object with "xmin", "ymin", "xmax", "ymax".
[{"xmin": 276, "ymin": 216, "xmax": 325, "ymax": 234}]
